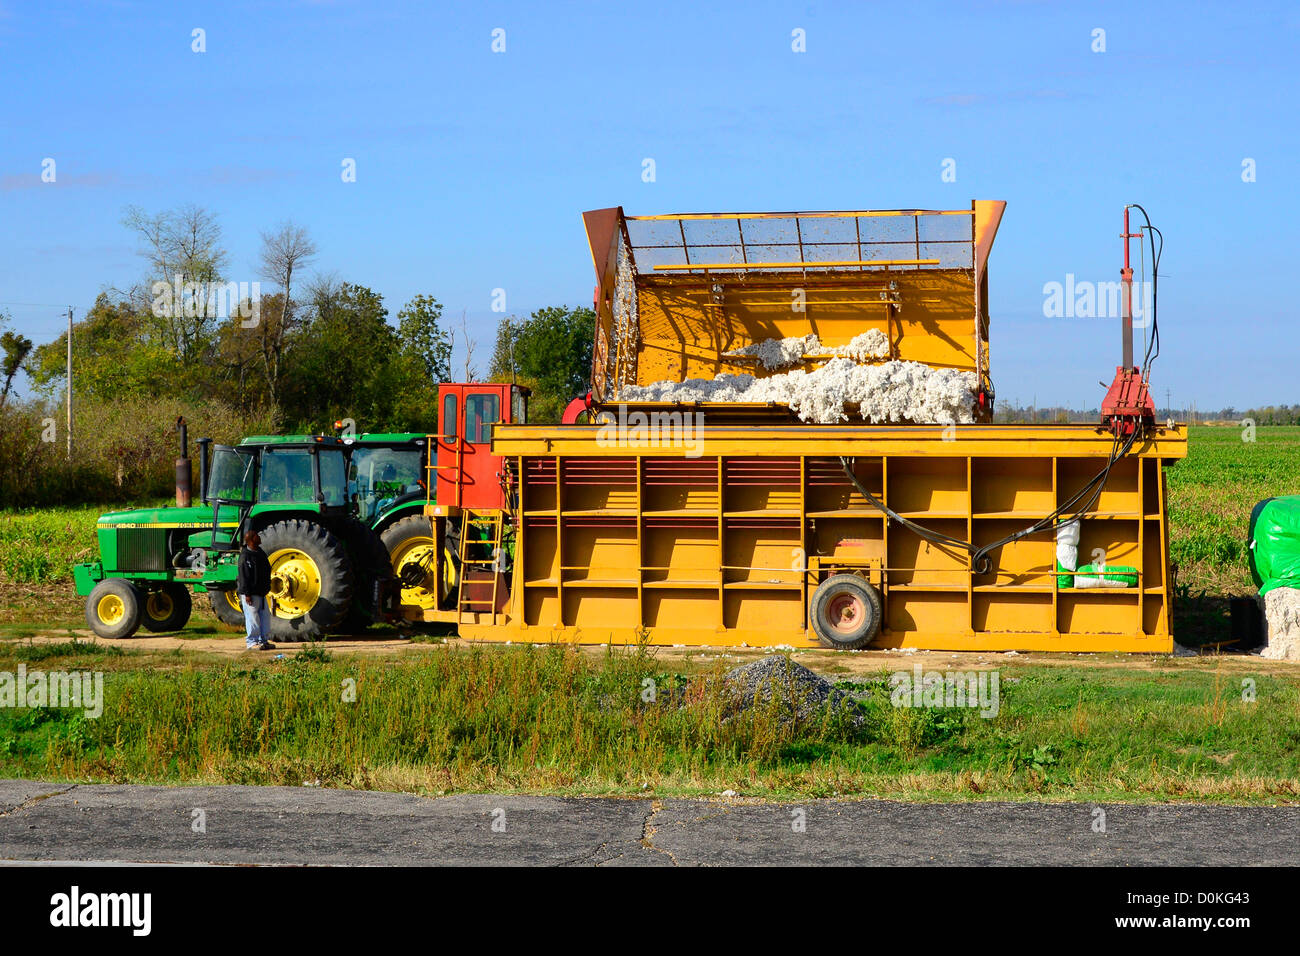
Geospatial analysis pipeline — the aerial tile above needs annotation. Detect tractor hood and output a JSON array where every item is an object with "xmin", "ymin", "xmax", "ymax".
[{"xmin": 95, "ymin": 506, "xmax": 224, "ymax": 528}]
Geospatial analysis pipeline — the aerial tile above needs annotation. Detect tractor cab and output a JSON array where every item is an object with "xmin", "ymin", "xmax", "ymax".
[
  {"xmin": 198, "ymin": 435, "xmax": 352, "ymax": 552},
  {"xmin": 339, "ymin": 433, "xmax": 429, "ymax": 525},
  {"xmin": 432, "ymin": 382, "xmax": 528, "ymax": 513}
]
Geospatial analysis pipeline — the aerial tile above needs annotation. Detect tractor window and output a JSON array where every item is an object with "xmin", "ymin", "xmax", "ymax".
[
  {"xmin": 512, "ymin": 387, "xmax": 527, "ymax": 424},
  {"xmin": 348, "ymin": 447, "xmax": 425, "ymax": 520},
  {"xmin": 465, "ymin": 393, "xmax": 499, "ymax": 444},
  {"xmin": 317, "ymin": 449, "xmax": 347, "ymax": 506},
  {"xmin": 208, "ymin": 447, "xmax": 257, "ymax": 502},
  {"xmin": 258, "ymin": 448, "xmax": 315, "ymax": 504},
  {"xmin": 442, "ymin": 393, "xmax": 457, "ymax": 442}
]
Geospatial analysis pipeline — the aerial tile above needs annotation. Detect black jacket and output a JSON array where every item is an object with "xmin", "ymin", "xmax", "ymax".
[{"xmin": 236, "ymin": 546, "xmax": 272, "ymax": 597}]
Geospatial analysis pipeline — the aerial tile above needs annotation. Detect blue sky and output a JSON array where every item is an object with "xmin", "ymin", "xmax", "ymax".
[{"xmin": 1, "ymin": 0, "xmax": 1295, "ymax": 410}]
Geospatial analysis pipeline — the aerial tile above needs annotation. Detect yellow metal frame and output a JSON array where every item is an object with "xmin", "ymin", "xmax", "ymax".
[{"xmin": 454, "ymin": 423, "xmax": 1186, "ymax": 653}]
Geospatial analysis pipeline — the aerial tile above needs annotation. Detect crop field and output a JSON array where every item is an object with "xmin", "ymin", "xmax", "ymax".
[{"xmin": 1165, "ymin": 425, "xmax": 1300, "ymax": 643}]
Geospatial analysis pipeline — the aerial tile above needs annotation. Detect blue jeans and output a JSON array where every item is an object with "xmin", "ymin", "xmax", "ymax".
[{"xmin": 241, "ymin": 594, "xmax": 272, "ymax": 647}]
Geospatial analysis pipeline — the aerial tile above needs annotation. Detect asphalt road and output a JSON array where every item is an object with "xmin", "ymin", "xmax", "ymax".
[{"xmin": 1, "ymin": 779, "xmax": 1296, "ymax": 866}]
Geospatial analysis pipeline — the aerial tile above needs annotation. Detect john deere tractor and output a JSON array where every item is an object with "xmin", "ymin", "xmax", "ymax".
[{"xmin": 74, "ymin": 426, "xmax": 444, "ymax": 640}]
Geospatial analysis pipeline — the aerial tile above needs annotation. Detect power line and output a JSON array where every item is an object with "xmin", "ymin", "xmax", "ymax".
[{"xmin": 0, "ymin": 300, "xmax": 83, "ymax": 309}]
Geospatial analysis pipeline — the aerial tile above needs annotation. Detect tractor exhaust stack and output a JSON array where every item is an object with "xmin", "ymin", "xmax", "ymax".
[
  {"xmin": 175, "ymin": 417, "xmax": 192, "ymax": 507},
  {"xmin": 196, "ymin": 438, "xmax": 212, "ymax": 503}
]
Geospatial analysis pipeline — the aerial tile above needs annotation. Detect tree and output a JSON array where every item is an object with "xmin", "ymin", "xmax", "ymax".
[
  {"xmin": 1, "ymin": 313, "xmax": 32, "ymax": 409},
  {"xmin": 27, "ymin": 294, "xmax": 185, "ymax": 403},
  {"xmin": 281, "ymin": 282, "xmax": 401, "ymax": 429},
  {"xmin": 122, "ymin": 204, "xmax": 228, "ymax": 362},
  {"xmin": 488, "ymin": 315, "xmax": 522, "ymax": 383},
  {"xmin": 489, "ymin": 306, "xmax": 594, "ymax": 422},
  {"xmin": 211, "ymin": 292, "xmax": 282, "ymax": 417},
  {"xmin": 257, "ymin": 222, "xmax": 318, "ymax": 405},
  {"xmin": 448, "ymin": 310, "xmax": 479, "ymax": 383},
  {"xmin": 396, "ymin": 294, "xmax": 451, "ymax": 384}
]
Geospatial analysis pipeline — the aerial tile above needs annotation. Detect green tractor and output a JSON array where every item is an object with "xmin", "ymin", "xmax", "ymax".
[{"xmin": 74, "ymin": 425, "xmax": 439, "ymax": 641}]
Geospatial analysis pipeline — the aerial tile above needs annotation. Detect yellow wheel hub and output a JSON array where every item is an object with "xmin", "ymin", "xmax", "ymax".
[
  {"xmin": 224, "ymin": 589, "xmax": 242, "ymax": 613},
  {"xmin": 97, "ymin": 593, "xmax": 126, "ymax": 626},
  {"xmin": 390, "ymin": 536, "xmax": 454, "ymax": 610},
  {"xmin": 267, "ymin": 548, "xmax": 323, "ymax": 618},
  {"xmin": 145, "ymin": 591, "xmax": 174, "ymax": 621}
]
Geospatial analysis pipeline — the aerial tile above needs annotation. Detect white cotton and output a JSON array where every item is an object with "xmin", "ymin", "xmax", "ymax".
[
  {"xmin": 1262, "ymin": 588, "xmax": 1300, "ymax": 660},
  {"xmin": 722, "ymin": 329, "xmax": 890, "ymax": 370},
  {"xmin": 620, "ymin": 358, "xmax": 977, "ymax": 425}
]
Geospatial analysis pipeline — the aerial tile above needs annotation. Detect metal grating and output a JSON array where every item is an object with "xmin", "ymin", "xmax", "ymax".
[{"xmin": 623, "ymin": 210, "xmax": 975, "ymax": 275}]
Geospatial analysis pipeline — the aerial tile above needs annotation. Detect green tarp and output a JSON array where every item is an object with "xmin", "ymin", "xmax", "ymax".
[{"xmin": 1249, "ymin": 496, "xmax": 1300, "ymax": 595}]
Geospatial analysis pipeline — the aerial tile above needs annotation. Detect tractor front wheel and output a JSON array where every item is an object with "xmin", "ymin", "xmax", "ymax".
[
  {"xmin": 140, "ymin": 582, "xmax": 193, "ymax": 633},
  {"xmin": 259, "ymin": 519, "xmax": 354, "ymax": 641},
  {"xmin": 85, "ymin": 578, "xmax": 144, "ymax": 640}
]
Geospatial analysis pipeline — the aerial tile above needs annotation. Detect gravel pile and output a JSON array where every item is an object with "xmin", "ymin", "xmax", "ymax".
[{"xmin": 722, "ymin": 655, "xmax": 857, "ymax": 723}]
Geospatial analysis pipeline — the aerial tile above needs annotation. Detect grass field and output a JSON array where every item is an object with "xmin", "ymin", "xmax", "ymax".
[
  {"xmin": 1165, "ymin": 425, "xmax": 1300, "ymax": 643},
  {"xmin": 0, "ymin": 640, "xmax": 1296, "ymax": 803}
]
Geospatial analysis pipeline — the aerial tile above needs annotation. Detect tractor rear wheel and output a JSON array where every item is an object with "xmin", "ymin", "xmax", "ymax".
[
  {"xmin": 140, "ymin": 582, "xmax": 193, "ymax": 633},
  {"xmin": 810, "ymin": 573, "xmax": 882, "ymax": 650},
  {"xmin": 85, "ymin": 578, "xmax": 144, "ymax": 640},
  {"xmin": 259, "ymin": 519, "xmax": 354, "ymax": 641},
  {"xmin": 382, "ymin": 515, "xmax": 457, "ymax": 612},
  {"xmin": 208, "ymin": 588, "xmax": 246, "ymax": 629}
]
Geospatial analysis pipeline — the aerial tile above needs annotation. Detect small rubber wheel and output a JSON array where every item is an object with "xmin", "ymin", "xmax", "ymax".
[
  {"xmin": 208, "ymin": 588, "xmax": 246, "ymax": 629},
  {"xmin": 85, "ymin": 578, "xmax": 144, "ymax": 640},
  {"xmin": 141, "ymin": 582, "xmax": 193, "ymax": 633},
  {"xmin": 810, "ymin": 573, "xmax": 883, "ymax": 650}
]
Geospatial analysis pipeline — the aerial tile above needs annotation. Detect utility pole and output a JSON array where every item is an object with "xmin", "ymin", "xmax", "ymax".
[{"xmin": 66, "ymin": 306, "xmax": 73, "ymax": 460}]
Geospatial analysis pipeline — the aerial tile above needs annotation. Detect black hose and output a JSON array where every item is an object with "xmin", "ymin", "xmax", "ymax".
[
  {"xmin": 839, "ymin": 422, "xmax": 1140, "ymax": 577},
  {"xmin": 1128, "ymin": 204, "xmax": 1161, "ymax": 382}
]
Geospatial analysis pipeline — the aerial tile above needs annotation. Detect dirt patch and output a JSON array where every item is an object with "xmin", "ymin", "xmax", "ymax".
[{"xmin": 3, "ymin": 627, "xmax": 1296, "ymax": 676}]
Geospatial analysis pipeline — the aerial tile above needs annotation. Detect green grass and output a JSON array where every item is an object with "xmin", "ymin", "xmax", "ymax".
[
  {"xmin": 11, "ymin": 639, "xmax": 127, "ymax": 662},
  {"xmin": 0, "ymin": 505, "xmax": 104, "ymax": 585},
  {"xmin": 0, "ymin": 643, "xmax": 1296, "ymax": 803}
]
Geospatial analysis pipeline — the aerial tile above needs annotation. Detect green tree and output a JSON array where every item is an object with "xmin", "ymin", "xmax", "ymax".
[
  {"xmin": 27, "ymin": 294, "xmax": 187, "ymax": 403},
  {"xmin": 283, "ymin": 281, "xmax": 393, "ymax": 428},
  {"xmin": 397, "ymin": 294, "xmax": 452, "ymax": 383},
  {"xmin": 1, "ymin": 312, "xmax": 33, "ymax": 409},
  {"xmin": 488, "ymin": 306, "xmax": 593, "ymax": 422}
]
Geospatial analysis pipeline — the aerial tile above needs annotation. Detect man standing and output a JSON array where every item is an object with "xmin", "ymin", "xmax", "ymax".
[{"xmin": 237, "ymin": 530, "xmax": 276, "ymax": 650}]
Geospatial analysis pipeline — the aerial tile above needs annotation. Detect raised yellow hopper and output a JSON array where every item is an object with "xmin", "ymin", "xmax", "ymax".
[{"xmin": 582, "ymin": 202, "xmax": 1006, "ymax": 416}]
